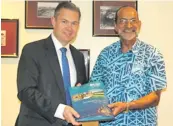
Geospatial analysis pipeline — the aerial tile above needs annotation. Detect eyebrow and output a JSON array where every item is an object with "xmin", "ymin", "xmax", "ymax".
[{"xmin": 60, "ymin": 18, "xmax": 79, "ymax": 23}]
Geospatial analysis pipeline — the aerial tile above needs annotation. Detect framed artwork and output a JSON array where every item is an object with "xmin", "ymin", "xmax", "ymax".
[
  {"xmin": 25, "ymin": 1, "xmax": 70, "ymax": 29},
  {"xmin": 79, "ymin": 49, "xmax": 90, "ymax": 81},
  {"xmin": 93, "ymin": 0, "xmax": 137, "ymax": 37},
  {"xmin": 1, "ymin": 19, "xmax": 19, "ymax": 58}
]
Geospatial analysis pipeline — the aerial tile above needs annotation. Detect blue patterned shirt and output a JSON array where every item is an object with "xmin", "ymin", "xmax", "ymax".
[{"xmin": 90, "ymin": 39, "xmax": 167, "ymax": 126}]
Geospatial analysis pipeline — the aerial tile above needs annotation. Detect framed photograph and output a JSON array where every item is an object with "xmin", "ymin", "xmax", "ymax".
[
  {"xmin": 79, "ymin": 49, "xmax": 90, "ymax": 81},
  {"xmin": 93, "ymin": 1, "xmax": 137, "ymax": 37},
  {"xmin": 25, "ymin": 1, "xmax": 70, "ymax": 29},
  {"xmin": 1, "ymin": 19, "xmax": 19, "ymax": 58}
]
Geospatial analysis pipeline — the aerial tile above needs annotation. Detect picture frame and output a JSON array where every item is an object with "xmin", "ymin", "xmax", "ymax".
[
  {"xmin": 25, "ymin": 1, "xmax": 70, "ymax": 29},
  {"xmin": 79, "ymin": 49, "xmax": 90, "ymax": 81},
  {"xmin": 93, "ymin": 0, "xmax": 137, "ymax": 37},
  {"xmin": 1, "ymin": 19, "xmax": 19, "ymax": 58}
]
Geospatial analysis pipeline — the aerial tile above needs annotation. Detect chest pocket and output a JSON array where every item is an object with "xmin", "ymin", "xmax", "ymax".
[{"xmin": 131, "ymin": 62, "xmax": 145, "ymax": 75}]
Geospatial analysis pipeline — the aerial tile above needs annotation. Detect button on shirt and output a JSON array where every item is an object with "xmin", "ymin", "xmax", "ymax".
[
  {"xmin": 51, "ymin": 33, "xmax": 77, "ymax": 120},
  {"xmin": 90, "ymin": 39, "xmax": 167, "ymax": 126}
]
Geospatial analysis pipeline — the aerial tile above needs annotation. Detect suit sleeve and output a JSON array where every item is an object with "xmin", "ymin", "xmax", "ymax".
[{"xmin": 17, "ymin": 44, "xmax": 57, "ymax": 124}]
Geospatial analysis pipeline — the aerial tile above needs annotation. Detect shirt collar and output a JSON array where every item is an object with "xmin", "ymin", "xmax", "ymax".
[
  {"xmin": 131, "ymin": 38, "xmax": 140, "ymax": 54},
  {"xmin": 51, "ymin": 33, "xmax": 70, "ymax": 51},
  {"xmin": 118, "ymin": 38, "xmax": 141, "ymax": 54}
]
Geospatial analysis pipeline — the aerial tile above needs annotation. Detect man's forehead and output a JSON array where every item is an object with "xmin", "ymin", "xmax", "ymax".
[{"xmin": 118, "ymin": 7, "xmax": 138, "ymax": 19}]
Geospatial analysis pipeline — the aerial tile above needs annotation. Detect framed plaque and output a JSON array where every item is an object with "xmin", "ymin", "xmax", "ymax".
[{"xmin": 1, "ymin": 19, "xmax": 19, "ymax": 58}]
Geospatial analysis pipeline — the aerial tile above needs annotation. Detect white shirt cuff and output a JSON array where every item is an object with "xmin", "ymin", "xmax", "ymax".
[{"xmin": 54, "ymin": 103, "xmax": 66, "ymax": 120}]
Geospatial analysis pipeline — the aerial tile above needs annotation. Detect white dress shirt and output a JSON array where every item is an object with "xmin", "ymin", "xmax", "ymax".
[{"xmin": 51, "ymin": 33, "xmax": 77, "ymax": 120}]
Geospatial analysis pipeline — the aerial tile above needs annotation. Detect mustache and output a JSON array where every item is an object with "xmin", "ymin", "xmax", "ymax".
[
  {"xmin": 122, "ymin": 28, "xmax": 139, "ymax": 36},
  {"xmin": 123, "ymin": 28, "xmax": 136, "ymax": 32}
]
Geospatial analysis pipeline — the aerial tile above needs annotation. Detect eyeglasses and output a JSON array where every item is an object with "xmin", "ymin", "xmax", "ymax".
[{"xmin": 118, "ymin": 18, "xmax": 138, "ymax": 25}]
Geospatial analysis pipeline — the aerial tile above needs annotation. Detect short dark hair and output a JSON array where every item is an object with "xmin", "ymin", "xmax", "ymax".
[{"xmin": 54, "ymin": 1, "xmax": 81, "ymax": 20}]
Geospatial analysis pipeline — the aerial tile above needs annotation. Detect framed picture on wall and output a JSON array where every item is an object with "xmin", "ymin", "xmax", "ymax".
[
  {"xmin": 93, "ymin": 0, "xmax": 137, "ymax": 37},
  {"xmin": 1, "ymin": 19, "xmax": 19, "ymax": 58},
  {"xmin": 25, "ymin": 0, "xmax": 70, "ymax": 29},
  {"xmin": 79, "ymin": 49, "xmax": 90, "ymax": 81}
]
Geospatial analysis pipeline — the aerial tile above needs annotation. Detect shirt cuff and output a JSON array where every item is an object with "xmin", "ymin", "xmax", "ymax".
[{"xmin": 54, "ymin": 103, "xmax": 66, "ymax": 120}]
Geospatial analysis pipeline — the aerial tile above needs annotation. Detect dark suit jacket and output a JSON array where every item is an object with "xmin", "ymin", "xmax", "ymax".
[{"xmin": 15, "ymin": 36, "xmax": 87, "ymax": 126}]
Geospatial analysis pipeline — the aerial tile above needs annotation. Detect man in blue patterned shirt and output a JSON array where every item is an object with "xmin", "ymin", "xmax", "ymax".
[{"xmin": 90, "ymin": 6, "xmax": 167, "ymax": 126}]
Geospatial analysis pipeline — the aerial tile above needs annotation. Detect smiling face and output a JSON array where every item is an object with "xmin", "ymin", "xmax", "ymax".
[
  {"xmin": 115, "ymin": 7, "xmax": 141, "ymax": 41},
  {"xmin": 51, "ymin": 8, "xmax": 80, "ymax": 46}
]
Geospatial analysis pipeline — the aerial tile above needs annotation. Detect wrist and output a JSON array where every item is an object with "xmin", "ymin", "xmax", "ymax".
[{"xmin": 124, "ymin": 102, "xmax": 130, "ymax": 113}]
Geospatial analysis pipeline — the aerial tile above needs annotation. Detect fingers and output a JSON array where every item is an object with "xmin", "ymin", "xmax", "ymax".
[
  {"xmin": 68, "ymin": 113, "xmax": 81, "ymax": 125},
  {"xmin": 75, "ymin": 83, "xmax": 81, "ymax": 86},
  {"xmin": 108, "ymin": 102, "xmax": 119, "ymax": 109},
  {"xmin": 71, "ymin": 108, "xmax": 80, "ymax": 118},
  {"xmin": 112, "ymin": 107, "xmax": 120, "ymax": 115},
  {"xmin": 108, "ymin": 103, "xmax": 116, "ymax": 108},
  {"xmin": 63, "ymin": 106, "xmax": 81, "ymax": 125},
  {"xmin": 108, "ymin": 102, "xmax": 126, "ymax": 116}
]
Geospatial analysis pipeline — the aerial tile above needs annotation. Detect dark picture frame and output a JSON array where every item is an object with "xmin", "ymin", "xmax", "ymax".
[
  {"xmin": 25, "ymin": 1, "xmax": 70, "ymax": 29},
  {"xmin": 1, "ymin": 19, "xmax": 19, "ymax": 58},
  {"xmin": 79, "ymin": 49, "xmax": 90, "ymax": 81},
  {"xmin": 93, "ymin": 1, "xmax": 137, "ymax": 37}
]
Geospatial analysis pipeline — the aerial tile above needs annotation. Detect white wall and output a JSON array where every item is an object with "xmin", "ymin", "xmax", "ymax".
[{"xmin": 2, "ymin": 0, "xmax": 173, "ymax": 126}]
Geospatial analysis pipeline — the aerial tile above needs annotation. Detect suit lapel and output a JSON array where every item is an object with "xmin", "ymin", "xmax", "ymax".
[{"xmin": 44, "ymin": 36, "xmax": 66, "ymax": 100}]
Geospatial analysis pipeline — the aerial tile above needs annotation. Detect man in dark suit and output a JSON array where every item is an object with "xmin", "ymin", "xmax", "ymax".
[{"xmin": 16, "ymin": 2, "xmax": 87, "ymax": 126}]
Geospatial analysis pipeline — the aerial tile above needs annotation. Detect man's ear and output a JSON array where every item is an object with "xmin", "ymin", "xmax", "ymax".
[
  {"xmin": 137, "ymin": 20, "xmax": 142, "ymax": 33},
  {"xmin": 51, "ymin": 16, "xmax": 55, "ymax": 28},
  {"xmin": 138, "ymin": 20, "xmax": 141, "ymax": 28},
  {"xmin": 114, "ymin": 24, "xmax": 118, "ymax": 33}
]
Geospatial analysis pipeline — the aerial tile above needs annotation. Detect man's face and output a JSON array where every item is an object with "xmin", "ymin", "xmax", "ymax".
[
  {"xmin": 51, "ymin": 8, "xmax": 80, "ymax": 45},
  {"xmin": 115, "ymin": 7, "xmax": 141, "ymax": 41}
]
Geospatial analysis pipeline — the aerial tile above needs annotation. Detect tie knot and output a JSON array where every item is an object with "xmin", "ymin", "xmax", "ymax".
[{"xmin": 60, "ymin": 47, "xmax": 67, "ymax": 54}]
